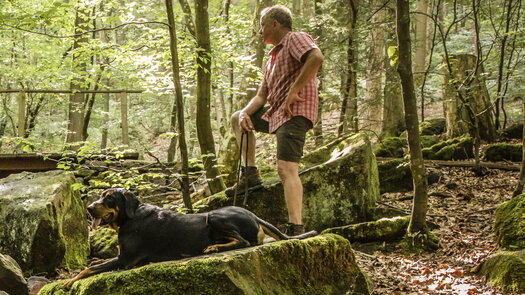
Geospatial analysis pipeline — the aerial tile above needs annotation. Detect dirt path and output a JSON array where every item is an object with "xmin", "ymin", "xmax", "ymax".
[{"xmin": 355, "ymin": 167, "xmax": 519, "ymax": 295}]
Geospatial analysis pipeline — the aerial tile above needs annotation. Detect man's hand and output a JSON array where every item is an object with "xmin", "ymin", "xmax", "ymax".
[
  {"xmin": 239, "ymin": 110, "xmax": 254, "ymax": 132},
  {"xmin": 283, "ymin": 91, "xmax": 305, "ymax": 117}
]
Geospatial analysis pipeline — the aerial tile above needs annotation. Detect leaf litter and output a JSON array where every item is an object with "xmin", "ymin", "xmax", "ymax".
[{"xmin": 353, "ymin": 166, "xmax": 521, "ymax": 295}]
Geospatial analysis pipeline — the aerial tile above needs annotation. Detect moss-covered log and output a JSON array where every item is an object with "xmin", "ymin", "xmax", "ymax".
[
  {"xmin": 479, "ymin": 250, "xmax": 525, "ymax": 293},
  {"xmin": 483, "ymin": 144, "xmax": 522, "ymax": 162},
  {"xmin": 494, "ymin": 194, "xmax": 525, "ymax": 249},
  {"xmin": 39, "ymin": 234, "xmax": 371, "ymax": 295},
  {"xmin": 0, "ymin": 171, "xmax": 89, "ymax": 275},
  {"xmin": 322, "ymin": 216, "xmax": 410, "ymax": 243},
  {"xmin": 422, "ymin": 136, "xmax": 473, "ymax": 160}
]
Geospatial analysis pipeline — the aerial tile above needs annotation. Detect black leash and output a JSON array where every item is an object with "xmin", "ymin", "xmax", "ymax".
[{"xmin": 233, "ymin": 132, "xmax": 249, "ymax": 207}]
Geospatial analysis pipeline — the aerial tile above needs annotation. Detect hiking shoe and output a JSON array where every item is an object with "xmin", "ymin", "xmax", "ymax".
[
  {"xmin": 225, "ymin": 166, "xmax": 263, "ymax": 196},
  {"xmin": 283, "ymin": 223, "xmax": 305, "ymax": 236}
]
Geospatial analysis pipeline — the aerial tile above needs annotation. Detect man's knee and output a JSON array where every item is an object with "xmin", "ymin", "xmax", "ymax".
[
  {"xmin": 277, "ymin": 161, "xmax": 299, "ymax": 181},
  {"xmin": 231, "ymin": 111, "xmax": 241, "ymax": 131}
]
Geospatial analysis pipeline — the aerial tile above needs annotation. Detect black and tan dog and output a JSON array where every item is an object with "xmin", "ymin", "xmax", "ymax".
[{"xmin": 64, "ymin": 188, "xmax": 317, "ymax": 288}]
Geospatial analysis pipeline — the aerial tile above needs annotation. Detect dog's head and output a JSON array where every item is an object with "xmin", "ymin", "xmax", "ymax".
[{"xmin": 87, "ymin": 188, "xmax": 140, "ymax": 230}]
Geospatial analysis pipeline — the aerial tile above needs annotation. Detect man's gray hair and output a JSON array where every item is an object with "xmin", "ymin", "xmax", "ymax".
[{"xmin": 261, "ymin": 5, "xmax": 293, "ymax": 30}]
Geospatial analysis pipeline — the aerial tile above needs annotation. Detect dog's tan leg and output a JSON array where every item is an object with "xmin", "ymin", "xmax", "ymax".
[{"xmin": 203, "ymin": 237, "xmax": 244, "ymax": 253}]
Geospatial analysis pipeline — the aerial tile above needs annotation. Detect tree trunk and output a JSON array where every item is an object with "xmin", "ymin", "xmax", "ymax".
[
  {"xmin": 177, "ymin": 0, "xmax": 196, "ymax": 37},
  {"xmin": 513, "ymin": 98, "xmax": 525, "ymax": 197},
  {"xmin": 338, "ymin": 0, "xmax": 359, "ymax": 136},
  {"xmin": 414, "ymin": 0, "xmax": 429, "ymax": 120},
  {"xmin": 167, "ymin": 93, "xmax": 178, "ymax": 163},
  {"xmin": 312, "ymin": 0, "xmax": 324, "ymax": 144},
  {"xmin": 195, "ymin": 0, "xmax": 226, "ymax": 194},
  {"xmin": 66, "ymin": 7, "xmax": 90, "ymax": 146},
  {"xmin": 396, "ymin": 0, "xmax": 429, "ymax": 234},
  {"xmin": 382, "ymin": 2, "xmax": 405, "ymax": 137},
  {"xmin": 443, "ymin": 54, "xmax": 496, "ymax": 141},
  {"xmin": 362, "ymin": 4, "xmax": 385, "ymax": 135},
  {"xmin": 100, "ymin": 92, "xmax": 110, "ymax": 149},
  {"xmin": 165, "ymin": 0, "xmax": 192, "ymax": 211}
]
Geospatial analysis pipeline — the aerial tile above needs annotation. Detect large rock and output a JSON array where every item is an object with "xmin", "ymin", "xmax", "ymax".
[
  {"xmin": 0, "ymin": 171, "xmax": 89, "ymax": 275},
  {"xmin": 483, "ymin": 143, "xmax": 522, "ymax": 162},
  {"xmin": 494, "ymin": 194, "xmax": 525, "ymax": 249},
  {"xmin": 197, "ymin": 133, "xmax": 380, "ymax": 230},
  {"xmin": 479, "ymin": 250, "xmax": 525, "ymax": 293},
  {"xmin": 39, "ymin": 234, "xmax": 371, "ymax": 295},
  {"xmin": 89, "ymin": 227, "xmax": 118, "ymax": 259},
  {"xmin": 0, "ymin": 253, "xmax": 27, "ymax": 295}
]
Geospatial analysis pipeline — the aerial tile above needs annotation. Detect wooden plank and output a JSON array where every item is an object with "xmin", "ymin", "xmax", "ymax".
[{"xmin": 0, "ymin": 89, "xmax": 143, "ymax": 94}]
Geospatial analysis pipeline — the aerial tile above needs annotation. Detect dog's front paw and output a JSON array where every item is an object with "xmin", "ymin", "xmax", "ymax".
[{"xmin": 203, "ymin": 245, "xmax": 219, "ymax": 254}]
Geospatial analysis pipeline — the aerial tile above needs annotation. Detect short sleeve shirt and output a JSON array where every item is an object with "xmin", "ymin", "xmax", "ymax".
[{"xmin": 259, "ymin": 31, "xmax": 320, "ymax": 133}]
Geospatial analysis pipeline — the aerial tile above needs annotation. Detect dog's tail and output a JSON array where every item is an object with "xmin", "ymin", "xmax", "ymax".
[{"xmin": 255, "ymin": 216, "xmax": 318, "ymax": 241}]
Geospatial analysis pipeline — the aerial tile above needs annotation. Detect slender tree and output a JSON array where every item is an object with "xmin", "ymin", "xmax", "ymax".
[
  {"xmin": 195, "ymin": 0, "xmax": 226, "ymax": 194},
  {"xmin": 165, "ymin": 0, "xmax": 192, "ymax": 211},
  {"xmin": 396, "ymin": 0, "xmax": 437, "ymax": 251}
]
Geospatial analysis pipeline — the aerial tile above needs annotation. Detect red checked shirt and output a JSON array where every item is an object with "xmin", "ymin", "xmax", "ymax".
[{"xmin": 260, "ymin": 31, "xmax": 320, "ymax": 133}]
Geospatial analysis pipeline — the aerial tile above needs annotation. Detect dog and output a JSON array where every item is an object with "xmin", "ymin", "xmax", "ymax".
[{"xmin": 64, "ymin": 188, "xmax": 317, "ymax": 288}]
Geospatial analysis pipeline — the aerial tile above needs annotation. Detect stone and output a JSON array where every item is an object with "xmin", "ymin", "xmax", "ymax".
[
  {"xmin": 378, "ymin": 159, "xmax": 412, "ymax": 193},
  {"xmin": 28, "ymin": 276, "xmax": 51, "ymax": 295},
  {"xmin": 197, "ymin": 133, "xmax": 380, "ymax": 230},
  {"xmin": 498, "ymin": 123, "xmax": 523, "ymax": 140},
  {"xmin": 374, "ymin": 137, "xmax": 407, "ymax": 158},
  {"xmin": 39, "ymin": 234, "xmax": 371, "ymax": 295},
  {"xmin": 494, "ymin": 194, "xmax": 525, "ymax": 250},
  {"xmin": 483, "ymin": 143, "xmax": 522, "ymax": 162},
  {"xmin": 322, "ymin": 216, "xmax": 410, "ymax": 243},
  {"xmin": 0, "ymin": 171, "xmax": 89, "ymax": 275},
  {"xmin": 422, "ymin": 136, "xmax": 474, "ymax": 160},
  {"xmin": 419, "ymin": 118, "xmax": 446, "ymax": 135},
  {"xmin": 0, "ymin": 253, "xmax": 27, "ymax": 295},
  {"xmin": 89, "ymin": 226, "xmax": 118, "ymax": 259},
  {"xmin": 479, "ymin": 250, "xmax": 525, "ymax": 293}
]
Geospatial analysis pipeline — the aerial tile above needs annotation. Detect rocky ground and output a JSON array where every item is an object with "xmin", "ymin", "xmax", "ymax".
[{"xmin": 354, "ymin": 166, "xmax": 519, "ymax": 295}]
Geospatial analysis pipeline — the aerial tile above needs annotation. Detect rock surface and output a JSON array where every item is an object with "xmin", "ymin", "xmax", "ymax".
[
  {"xmin": 89, "ymin": 227, "xmax": 118, "ymax": 259},
  {"xmin": 479, "ymin": 250, "xmax": 525, "ymax": 293},
  {"xmin": 322, "ymin": 216, "xmax": 410, "ymax": 243},
  {"xmin": 0, "ymin": 171, "xmax": 89, "ymax": 275},
  {"xmin": 197, "ymin": 133, "xmax": 380, "ymax": 230},
  {"xmin": 0, "ymin": 253, "xmax": 27, "ymax": 295},
  {"xmin": 494, "ymin": 194, "xmax": 525, "ymax": 250},
  {"xmin": 39, "ymin": 234, "xmax": 371, "ymax": 295}
]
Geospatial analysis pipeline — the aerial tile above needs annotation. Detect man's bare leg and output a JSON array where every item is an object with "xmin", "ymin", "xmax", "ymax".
[{"xmin": 277, "ymin": 159, "xmax": 303, "ymax": 224}]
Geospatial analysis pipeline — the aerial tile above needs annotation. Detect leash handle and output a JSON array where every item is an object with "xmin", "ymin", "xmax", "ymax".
[
  {"xmin": 233, "ymin": 132, "xmax": 245, "ymax": 206},
  {"xmin": 242, "ymin": 133, "xmax": 249, "ymax": 207}
]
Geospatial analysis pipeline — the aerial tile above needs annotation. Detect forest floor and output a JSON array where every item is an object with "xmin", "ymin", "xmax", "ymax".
[{"xmin": 354, "ymin": 165, "xmax": 519, "ymax": 295}]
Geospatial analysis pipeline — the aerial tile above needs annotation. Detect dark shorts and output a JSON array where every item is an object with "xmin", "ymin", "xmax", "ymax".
[{"xmin": 250, "ymin": 107, "xmax": 313, "ymax": 163}]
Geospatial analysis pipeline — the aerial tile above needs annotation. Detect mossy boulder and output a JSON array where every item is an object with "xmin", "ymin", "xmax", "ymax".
[
  {"xmin": 483, "ymin": 144, "xmax": 522, "ymax": 162},
  {"xmin": 378, "ymin": 159, "xmax": 412, "ymax": 193},
  {"xmin": 479, "ymin": 250, "xmax": 525, "ymax": 293},
  {"xmin": 422, "ymin": 136, "xmax": 474, "ymax": 160},
  {"xmin": 374, "ymin": 137, "xmax": 407, "ymax": 158},
  {"xmin": 498, "ymin": 123, "xmax": 523, "ymax": 140},
  {"xmin": 494, "ymin": 194, "xmax": 525, "ymax": 250},
  {"xmin": 39, "ymin": 234, "xmax": 371, "ymax": 295},
  {"xmin": 0, "ymin": 171, "xmax": 89, "ymax": 275},
  {"xmin": 419, "ymin": 118, "xmax": 446, "ymax": 135},
  {"xmin": 198, "ymin": 133, "xmax": 380, "ymax": 230},
  {"xmin": 0, "ymin": 253, "xmax": 27, "ymax": 295},
  {"xmin": 89, "ymin": 227, "xmax": 118, "ymax": 259},
  {"xmin": 322, "ymin": 216, "xmax": 410, "ymax": 243}
]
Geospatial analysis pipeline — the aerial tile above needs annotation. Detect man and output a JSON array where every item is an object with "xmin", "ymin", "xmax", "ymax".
[{"xmin": 230, "ymin": 4, "xmax": 324, "ymax": 235}]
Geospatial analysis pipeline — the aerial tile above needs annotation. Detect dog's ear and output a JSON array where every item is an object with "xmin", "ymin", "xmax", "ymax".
[{"xmin": 122, "ymin": 189, "xmax": 140, "ymax": 219}]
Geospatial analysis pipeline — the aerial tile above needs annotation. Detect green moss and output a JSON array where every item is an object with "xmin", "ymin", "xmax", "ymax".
[
  {"xmin": 378, "ymin": 159, "xmax": 412, "ymax": 193},
  {"xmin": 420, "ymin": 135, "xmax": 440, "ymax": 148},
  {"xmin": 419, "ymin": 118, "xmax": 446, "ymax": 135},
  {"xmin": 422, "ymin": 136, "xmax": 473, "ymax": 160},
  {"xmin": 322, "ymin": 216, "xmax": 410, "ymax": 243},
  {"xmin": 498, "ymin": 123, "xmax": 523, "ymax": 140},
  {"xmin": 399, "ymin": 231, "xmax": 439, "ymax": 254},
  {"xmin": 479, "ymin": 250, "xmax": 525, "ymax": 293},
  {"xmin": 90, "ymin": 227, "xmax": 118, "ymax": 259},
  {"xmin": 484, "ymin": 144, "xmax": 522, "ymax": 162},
  {"xmin": 374, "ymin": 137, "xmax": 407, "ymax": 158},
  {"xmin": 39, "ymin": 234, "xmax": 371, "ymax": 295},
  {"xmin": 494, "ymin": 194, "xmax": 525, "ymax": 249}
]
